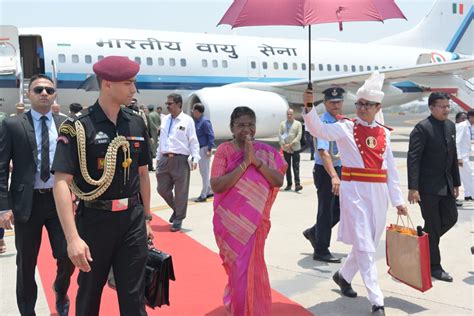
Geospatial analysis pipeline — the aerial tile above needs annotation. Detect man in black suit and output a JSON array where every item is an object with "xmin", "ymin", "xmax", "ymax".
[
  {"xmin": 0, "ymin": 74, "xmax": 74, "ymax": 315},
  {"xmin": 407, "ymin": 92, "xmax": 460, "ymax": 282}
]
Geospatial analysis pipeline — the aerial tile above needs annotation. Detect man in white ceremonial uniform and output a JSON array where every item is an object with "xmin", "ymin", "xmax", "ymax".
[
  {"xmin": 302, "ymin": 72, "xmax": 408, "ymax": 316},
  {"xmin": 455, "ymin": 109, "xmax": 474, "ymax": 201}
]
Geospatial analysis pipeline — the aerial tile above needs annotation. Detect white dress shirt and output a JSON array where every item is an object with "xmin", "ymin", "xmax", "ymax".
[{"xmin": 156, "ymin": 111, "xmax": 200, "ymax": 162}]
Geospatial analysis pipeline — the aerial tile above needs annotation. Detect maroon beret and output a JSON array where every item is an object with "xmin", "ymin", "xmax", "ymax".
[{"xmin": 93, "ymin": 56, "xmax": 139, "ymax": 82}]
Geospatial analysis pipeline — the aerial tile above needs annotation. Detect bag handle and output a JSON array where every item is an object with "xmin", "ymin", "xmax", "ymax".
[{"xmin": 396, "ymin": 214, "xmax": 415, "ymax": 230}]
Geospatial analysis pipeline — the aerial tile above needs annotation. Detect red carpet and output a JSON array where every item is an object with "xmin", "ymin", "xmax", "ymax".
[{"xmin": 37, "ymin": 214, "xmax": 312, "ymax": 315}]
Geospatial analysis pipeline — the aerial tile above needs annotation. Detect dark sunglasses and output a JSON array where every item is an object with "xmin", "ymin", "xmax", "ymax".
[{"xmin": 33, "ymin": 86, "xmax": 56, "ymax": 95}]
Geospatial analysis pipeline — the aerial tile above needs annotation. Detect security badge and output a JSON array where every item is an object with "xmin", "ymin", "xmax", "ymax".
[{"xmin": 366, "ymin": 136, "xmax": 377, "ymax": 148}]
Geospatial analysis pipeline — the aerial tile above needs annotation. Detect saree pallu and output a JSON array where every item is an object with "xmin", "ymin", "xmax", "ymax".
[{"xmin": 212, "ymin": 142, "xmax": 286, "ymax": 316}]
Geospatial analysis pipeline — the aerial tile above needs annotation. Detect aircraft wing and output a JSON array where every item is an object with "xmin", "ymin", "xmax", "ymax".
[{"xmin": 227, "ymin": 58, "xmax": 474, "ymax": 98}]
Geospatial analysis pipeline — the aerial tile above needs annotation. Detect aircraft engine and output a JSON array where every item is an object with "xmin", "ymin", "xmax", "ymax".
[{"xmin": 185, "ymin": 87, "xmax": 288, "ymax": 139}]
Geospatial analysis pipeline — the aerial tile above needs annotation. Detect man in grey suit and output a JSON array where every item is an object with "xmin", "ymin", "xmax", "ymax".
[
  {"xmin": 0, "ymin": 74, "xmax": 74, "ymax": 316},
  {"xmin": 279, "ymin": 109, "xmax": 303, "ymax": 192}
]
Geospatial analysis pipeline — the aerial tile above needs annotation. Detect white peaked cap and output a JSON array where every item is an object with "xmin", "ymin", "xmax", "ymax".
[{"xmin": 356, "ymin": 71, "xmax": 385, "ymax": 103}]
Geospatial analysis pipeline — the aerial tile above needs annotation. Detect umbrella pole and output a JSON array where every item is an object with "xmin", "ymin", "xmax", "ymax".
[{"xmin": 307, "ymin": 25, "xmax": 312, "ymax": 90}]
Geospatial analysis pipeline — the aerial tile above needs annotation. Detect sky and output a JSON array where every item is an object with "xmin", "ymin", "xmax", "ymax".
[{"xmin": 0, "ymin": 0, "xmax": 436, "ymax": 43}]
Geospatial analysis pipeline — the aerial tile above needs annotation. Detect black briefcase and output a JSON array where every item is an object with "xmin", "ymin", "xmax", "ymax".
[{"xmin": 145, "ymin": 245, "xmax": 176, "ymax": 308}]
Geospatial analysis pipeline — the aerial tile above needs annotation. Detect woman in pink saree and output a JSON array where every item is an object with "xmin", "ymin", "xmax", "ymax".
[{"xmin": 211, "ymin": 106, "xmax": 287, "ymax": 315}]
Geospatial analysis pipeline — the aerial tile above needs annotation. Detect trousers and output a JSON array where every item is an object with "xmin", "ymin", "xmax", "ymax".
[
  {"xmin": 459, "ymin": 159, "xmax": 473, "ymax": 198},
  {"xmin": 198, "ymin": 146, "xmax": 212, "ymax": 198},
  {"xmin": 283, "ymin": 151, "xmax": 300, "ymax": 186}
]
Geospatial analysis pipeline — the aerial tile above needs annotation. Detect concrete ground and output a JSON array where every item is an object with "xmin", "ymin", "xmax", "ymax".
[{"xmin": 0, "ymin": 114, "xmax": 473, "ymax": 315}]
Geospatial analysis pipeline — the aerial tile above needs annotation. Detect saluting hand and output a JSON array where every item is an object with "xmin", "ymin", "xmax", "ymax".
[{"xmin": 67, "ymin": 237, "xmax": 93, "ymax": 272}]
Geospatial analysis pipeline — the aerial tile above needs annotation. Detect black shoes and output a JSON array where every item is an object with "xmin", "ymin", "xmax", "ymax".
[
  {"xmin": 194, "ymin": 196, "xmax": 207, "ymax": 202},
  {"xmin": 170, "ymin": 221, "xmax": 182, "ymax": 232},
  {"xmin": 465, "ymin": 196, "xmax": 473, "ymax": 201},
  {"xmin": 333, "ymin": 271, "xmax": 357, "ymax": 298},
  {"xmin": 456, "ymin": 199, "xmax": 463, "ymax": 207},
  {"xmin": 431, "ymin": 270, "xmax": 453, "ymax": 282},
  {"xmin": 313, "ymin": 253, "xmax": 342, "ymax": 263},
  {"xmin": 169, "ymin": 213, "xmax": 176, "ymax": 223},
  {"xmin": 302, "ymin": 228, "xmax": 318, "ymax": 250},
  {"xmin": 53, "ymin": 285, "xmax": 70, "ymax": 316},
  {"xmin": 206, "ymin": 193, "xmax": 214, "ymax": 198},
  {"xmin": 372, "ymin": 305, "xmax": 385, "ymax": 315},
  {"xmin": 284, "ymin": 185, "xmax": 292, "ymax": 191},
  {"xmin": 295, "ymin": 185, "xmax": 303, "ymax": 192}
]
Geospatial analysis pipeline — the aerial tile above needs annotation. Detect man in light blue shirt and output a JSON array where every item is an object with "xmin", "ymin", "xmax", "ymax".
[{"xmin": 303, "ymin": 87, "xmax": 345, "ymax": 263}]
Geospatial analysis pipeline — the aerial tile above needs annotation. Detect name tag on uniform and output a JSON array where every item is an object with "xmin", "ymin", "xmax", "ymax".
[{"xmin": 178, "ymin": 126, "xmax": 186, "ymax": 131}]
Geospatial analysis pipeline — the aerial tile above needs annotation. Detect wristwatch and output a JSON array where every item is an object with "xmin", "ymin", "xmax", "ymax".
[{"xmin": 144, "ymin": 214, "xmax": 153, "ymax": 222}]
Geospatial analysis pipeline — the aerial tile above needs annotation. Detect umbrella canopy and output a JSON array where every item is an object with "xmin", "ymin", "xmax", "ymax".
[{"xmin": 219, "ymin": 0, "xmax": 406, "ymax": 86}]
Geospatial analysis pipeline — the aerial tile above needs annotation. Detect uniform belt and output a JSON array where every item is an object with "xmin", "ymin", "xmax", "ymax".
[
  {"xmin": 33, "ymin": 188, "xmax": 53, "ymax": 194},
  {"xmin": 341, "ymin": 167, "xmax": 387, "ymax": 183},
  {"xmin": 83, "ymin": 195, "xmax": 140, "ymax": 212},
  {"xmin": 162, "ymin": 153, "xmax": 185, "ymax": 158}
]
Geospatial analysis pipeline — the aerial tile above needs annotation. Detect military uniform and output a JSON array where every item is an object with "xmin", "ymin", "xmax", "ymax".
[{"xmin": 52, "ymin": 101, "xmax": 151, "ymax": 316}]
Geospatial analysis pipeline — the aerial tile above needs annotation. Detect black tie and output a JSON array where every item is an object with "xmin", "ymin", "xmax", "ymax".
[{"xmin": 40, "ymin": 116, "xmax": 50, "ymax": 182}]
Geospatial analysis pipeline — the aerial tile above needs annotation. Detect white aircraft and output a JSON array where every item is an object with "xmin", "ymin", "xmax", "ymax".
[{"xmin": 0, "ymin": 0, "xmax": 473, "ymax": 138}]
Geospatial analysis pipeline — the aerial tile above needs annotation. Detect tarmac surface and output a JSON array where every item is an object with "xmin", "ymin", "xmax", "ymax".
[{"xmin": 0, "ymin": 113, "xmax": 473, "ymax": 316}]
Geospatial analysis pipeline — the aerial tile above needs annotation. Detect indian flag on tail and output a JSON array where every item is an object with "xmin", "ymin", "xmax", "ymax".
[{"xmin": 452, "ymin": 3, "xmax": 464, "ymax": 14}]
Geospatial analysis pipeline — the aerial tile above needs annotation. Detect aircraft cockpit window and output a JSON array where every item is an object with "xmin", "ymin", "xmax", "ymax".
[
  {"xmin": 212, "ymin": 60, "xmax": 218, "ymax": 68},
  {"xmin": 273, "ymin": 62, "xmax": 279, "ymax": 70},
  {"xmin": 343, "ymin": 65, "xmax": 348, "ymax": 72},
  {"xmin": 180, "ymin": 59, "xmax": 187, "ymax": 67},
  {"xmin": 72, "ymin": 54, "xmax": 79, "ymax": 63},
  {"xmin": 327, "ymin": 64, "xmax": 332, "ymax": 71},
  {"xmin": 351, "ymin": 65, "xmax": 356, "ymax": 72},
  {"xmin": 158, "ymin": 58, "xmax": 164, "ymax": 66},
  {"xmin": 318, "ymin": 64, "xmax": 323, "ymax": 71},
  {"xmin": 134, "ymin": 57, "xmax": 141, "ymax": 64},
  {"xmin": 335, "ymin": 65, "xmax": 340, "ymax": 72},
  {"xmin": 169, "ymin": 58, "xmax": 176, "ymax": 67},
  {"xmin": 262, "ymin": 62, "xmax": 268, "ymax": 69},
  {"xmin": 146, "ymin": 57, "xmax": 153, "ymax": 66},
  {"xmin": 202, "ymin": 59, "xmax": 208, "ymax": 68},
  {"xmin": 367, "ymin": 65, "xmax": 371, "ymax": 71},
  {"xmin": 85, "ymin": 55, "xmax": 92, "ymax": 64},
  {"xmin": 58, "ymin": 54, "xmax": 66, "ymax": 63},
  {"xmin": 283, "ymin": 62, "xmax": 288, "ymax": 70},
  {"xmin": 292, "ymin": 63, "xmax": 297, "ymax": 70},
  {"xmin": 301, "ymin": 63, "xmax": 306, "ymax": 71},
  {"xmin": 222, "ymin": 60, "xmax": 228, "ymax": 68}
]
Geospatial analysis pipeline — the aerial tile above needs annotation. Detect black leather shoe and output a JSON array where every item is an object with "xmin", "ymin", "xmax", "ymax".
[
  {"xmin": 333, "ymin": 271, "xmax": 357, "ymax": 298},
  {"xmin": 53, "ymin": 285, "xmax": 70, "ymax": 316},
  {"xmin": 465, "ymin": 196, "xmax": 472, "ymax": 201},
  {"xmin": 284, "ymin": 185, "xmax": 292, "ymax": 191},
  {"xmin": 295, "ymin": 185, "xmax": 303, "ymax": 192},
  {"xmin": 313, "ymin": 253, "xmax": 342, "ymax": 263},
  {"xmin": 206, "ymin": 193, "xmax": 214, "ymax": 198},
  {"xmin": 302, "ymin": 228, "xmax": 317, "ymax": 250},
  {"xmin": 432, "ymin": 270, "xmax": 453, "ymax": 282},
  {"xmin": 194, "ymin": 196, "xmax": 207, "ymax": 202},
  {"xmin": 372, "ymin": 305, "xmax": 385, "ymax": 315},
  {"xmin": 170, "ymin": 222, "xmax": 182, "ymax": 232},
  {"xmin": 169, "ymin": 213, "xmax": 176, "ymax": 223}
]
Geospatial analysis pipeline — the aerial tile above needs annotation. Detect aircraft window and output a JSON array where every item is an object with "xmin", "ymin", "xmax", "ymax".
[
  {"xmin": 335, "ymin": 64, "xmax": 340, "ymax": 71},
  {"xmin": 318, "ymin": 64, "xmax": 323, "ymax": 71},
  {"xmin": 374, "ymin": 66, "xmax": 379, "ymax": 70},
  {"xmin": 169, "ymin": 58, "xmax": 176, "ymax": 67},
  {"xmin": 301, "ymin": 63, "xmax": 306, "ymax": 71},
  {"xmin": 389, "ymin": 66, "xmax": 393, "ymax": 69},
  {"xmin": 212, "ymin": 59, "xmax": 218, "ymax": 68},
  {"xmin": 351, "ymin": 65, "xmax": 356, "ymax": 72},
  {"xmin": 251, "ymin": 61, "xmax": 257, "ymax": 69},
  {"xmin": 327, "ymin": 64, "xmax": 332, "ymax": 71},
  {"xmin": 180, "ymin": 58, "xmax": 187, "ymax": 67},
  {"xmin": 58, "ymin": 54, "xmax": 66, "ymax": 63},
  {"xmin": 292, "ymin": 63, "xmax": 297, "ymax": 70},
  {"xmin": 202, "ymin": 59, "xmax": 208, "ymax": 67},
  {"xmin": 273, "ymin": 62, "xmax": 279, "ymax": 70},
  {"xmin": 222, "ymin": 60, "xmax": 228, "ymax": 68},
  {"xmin": 367, "ymin": 66, "xmax": 371, "ymax": 71},
  {"xmin": 158, "ymin": 58, "xmax": 165, "ymax": 66},
  {"xmin": 382, "ymin": 66, "xmax": 386, "ymax": 69},
  {"xmin": 311, "ymin": 63, "xmax": 315, "ymax": 71},
  {"xmin": 283, "ymin": 62, "xmax": 288, "ymax": 70},
  {"xmin": 146, "ymin": 57, "xmax": 153, "ymax": 66},
  {"xmin": 85, "ymin": 55, "xmax": 92, "ymax": 64},
  {"xmin": 72, "ymin": 54, "xmax": 79, "ymax": 63},
  {"xmin": 343, "ymin": 65, "xmax": 348, "ymax": 72},
  {"xmin": 134, "ymin": 57, "xmax": 141, "ymax": 64},
  {"xmin": 359, "ymin": 65, "xmax": 364, "ymax": 71},
  {"xmin": 262, "ymin": 61, "xmax": 268, "ymax": 69}
]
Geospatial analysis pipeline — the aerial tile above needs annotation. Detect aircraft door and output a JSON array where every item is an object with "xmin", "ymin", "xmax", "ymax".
[
  {"xmin": 247, "ymin": 57, "xmax": 260, "ymax": 80},
  {"xmin": 19, "ymin": 35, "xmax": 45, "ymax": 78}
]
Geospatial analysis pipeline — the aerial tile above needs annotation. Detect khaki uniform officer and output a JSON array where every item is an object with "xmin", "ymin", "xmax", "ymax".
[{"xmin": 52, "ymin": 56, "xmax": 153, "ymax": 316}]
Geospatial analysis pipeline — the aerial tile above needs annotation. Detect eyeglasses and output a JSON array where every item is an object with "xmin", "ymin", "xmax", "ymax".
[
  {"xmin": 434, "ymin": 105, "xmax": 451, "ymax": 110},
  {"xmin": 165, "ymin": 101, "xmax": 175, "ymax": 106},
  {"xmin": 33, "ymin": 86, "xmax": 55, "ymax": 95},
  {"xmin": 355, "ymin": 101, "xmax": 378, "ymax": 109},
  {"xmin": 233, "ymin": 122, "xmax": 256, "ymax": 129}
]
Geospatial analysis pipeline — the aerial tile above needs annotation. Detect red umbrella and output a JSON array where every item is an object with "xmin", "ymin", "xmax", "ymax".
[{"xmin": 219, "ymin": 0, "xmax": 406, "ymax": 86}]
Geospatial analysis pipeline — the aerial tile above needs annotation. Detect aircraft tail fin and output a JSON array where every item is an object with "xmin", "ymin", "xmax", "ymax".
[{"xmin": 374, "ymin": 0, "xmax": 473, "ymax": 54}]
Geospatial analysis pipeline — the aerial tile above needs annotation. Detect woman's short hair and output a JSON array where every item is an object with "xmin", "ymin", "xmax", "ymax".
[{"xmin": 230, "ymin": 106, "xmax": 256, "ymax": 127}]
